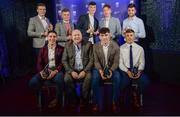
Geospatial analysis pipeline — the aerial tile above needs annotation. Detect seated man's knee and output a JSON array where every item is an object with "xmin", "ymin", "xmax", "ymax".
[{"xmin": 29, "ymin": 74, "xmax": 41, "ymax": 89}]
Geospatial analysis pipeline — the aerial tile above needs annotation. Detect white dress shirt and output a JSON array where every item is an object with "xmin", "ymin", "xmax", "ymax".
[
  {"xmin": 38, "ymin": 15, "xmax": 48, "ymax": 30},
  {"xmin": 102, "ymin": 43, "xmax": 109, "ymax": 65},
  {"xmin": 74, "ymin": 44, "xmax": 83, "ymax": 71},
  {"xmin": 123, "ymin": 16, "xmax": 146, "ymax": 41},
  {"xmin": 105, "ymin": 17, "xmax": 110, "ymax": 28},
  {"xmin": 119, "ymin": 42, "xmax": 145, "ymax": 72},
  {"xmin": 88, "ymin": 14, "xmax": 95, "ymax": 44},
  {"xmin": 48, "ymin": 46, "xmax": 56, "ymax": 68}
]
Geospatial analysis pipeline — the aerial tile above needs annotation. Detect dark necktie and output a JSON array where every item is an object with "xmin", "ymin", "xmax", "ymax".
[{"xmin": 130, "ymin": 45, "xmax": 133, "ymax": 69}]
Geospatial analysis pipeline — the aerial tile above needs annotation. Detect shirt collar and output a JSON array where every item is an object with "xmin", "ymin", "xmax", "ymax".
[
  {"xmin": 128, "ymin": 15, "xmax": 136, "ymax": 20},
  {"xmin": 38, "ymin": 15, "xmax": 46, "ymax": 20},
  {"xmin": 126, "ymin": 42, "xmax": 135, "ymax": 47},
  {"xmin": 101, "ymin": 40, "xmax": 110, "ymax": 47},
  {"xmin": 73, "ymin": 43, "xmax": 81, "ymax": 50},
  {"xmin": 88, "ymin": 13, "xmax": 94, "ymax": 18},
  {"xmin": 48, "ymin": 44, "xmax": 56, "ymax": 50},
  {"xmin": 63, "ymin": 20, "xmax": 70, "ymax": 24}
]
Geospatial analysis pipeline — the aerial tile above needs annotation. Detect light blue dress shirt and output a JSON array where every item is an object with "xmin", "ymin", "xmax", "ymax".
[{"xmin": 123, "ymin": 16, "xmax": 146, "ymax": 41}]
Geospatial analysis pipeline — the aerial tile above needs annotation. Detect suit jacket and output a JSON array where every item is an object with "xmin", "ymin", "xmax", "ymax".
[
  {"xmin": 99, "ymin": 16, "xmax": 121, "ymax": 41},
  {"xmin": 93, "ymin": 40, "xmax": 120, "ymax": 71},
  {"xmin": 62, "ymin": 40, "xmax": 93, "ymax": 73},
  {"xmin": 55, "ymin": 21, "xmax": 75, "ymax": 47},
  {"xmin": 76, "ymin": 14, "xmax": 99, "ymax": 41},
  {"xmin": 27, "ymin": 15, "xmax": 51, "ymax": 48},
  {"xmin": 37, "ymin": 44, "xmax": 64, "ymax": 73}
]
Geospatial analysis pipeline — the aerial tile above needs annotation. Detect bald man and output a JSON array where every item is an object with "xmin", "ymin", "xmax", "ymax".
[{"xmin": 62, "ymin": 29, "xmax": 93, "ymax": 107}]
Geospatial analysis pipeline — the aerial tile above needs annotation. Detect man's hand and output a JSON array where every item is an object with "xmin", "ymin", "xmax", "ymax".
[
  {"xmin": 67, "ymin": 35, "xmax": 72, "ymax": 40},
  {"xmin": 78, "ymin": 71, "xmax": 86, "ymax": 79},
  {"xmin": 46, "ymin": 69, "xmax": 58, "ymax": 80},
  {"xmin": 40, "ymin": 71, "xmax": 47, "ymax": 79},
  {"xmin": 40, "ymin": 69, "xmax": 52, "ymax": 79},
  {"xmin": 94, "ymin": 30, "xmax": 99, "ymax": 35},
  {"xmin": 99, "ymin": 69, "xmax": 107, "ymax": 80},
  {"xmin": 71, "ymin": 71, "xmax": 79, "ymax": 79},
  {"xmin": 48, "ymin": 24, "xmax": 53, "ymax": 31},
  {"xmin": 127, "ymin": 70, "xmax": 134, "ymax": 79},
  {"xmin": 107, "ymin": 70, "xmax": 112, "ymax": 79},
  {"xmin": 132, "ymin": 71, "xmax": 142, "ymax": 79}
]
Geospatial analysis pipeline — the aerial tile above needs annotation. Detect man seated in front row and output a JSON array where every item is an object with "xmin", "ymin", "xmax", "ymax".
[
  {"xmin": 119, "ymin": 29, "xmax": 149, "ymax": 108},
  {"xmin": 92, "ymin": 27, "xmax": 121, "ymax": 112},
  {"xmin": 62, "ymin": 29, "xmax": 93, "ymax": 108},
  {"xmin": 29, "ymin": 30, "xmax": 64, "ymax": 108}
]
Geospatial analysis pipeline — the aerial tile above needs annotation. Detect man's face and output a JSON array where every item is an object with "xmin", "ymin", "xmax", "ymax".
[
  {"xmin": 48, "ymin": 33, "xmax": 57, "ymax": 45},
  {"xmin": 61, "ymin": 11, "xmax": 70, "ymax": 21},
  {"xmin": 128, "ymin": 7, "xmax": 136, "ymax": 17},
  {"xmin": 99, "ymin": 32, "xmax": 111, "ymax": 45},
  {"xmin": 125, "ymin": 32, "xmax": 135, "ymax": 44},
  {"xmin": 103, "ymin": 7, "xmax": 111, "ymax": 17},
  {"xmin": 37, "ymin": 6, "xmax": 46, "ymax": 17},
  {"xmin": 72, "ymin": 30, "xmax": 82, "ymax": 44},
  {"xmin": 88, "ymin": 5, "xmax": 96, "ymax": 15}
]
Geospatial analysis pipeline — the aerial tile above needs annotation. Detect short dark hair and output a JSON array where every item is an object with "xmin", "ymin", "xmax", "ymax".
[
  {"xmin": 103, "ymin": 4, "xmax": 111, "ymax": 9},
  {"xmin": 36, "ymin": 3, "xmax": 46, "ymax": 9},
  {"xmin": 99, "ymin": 27, "xmax": 110, "ymax": 34},
  {"xmin": 61, "ymin": 8, "xmax": 70, "ymax": 13},
  {"xmin": 88, "ymin": 1, "xmax": 96, "ymax": 6},
  {"xmin": 128, "ymin": 3, "xmax": 136, "ymax": 9},
  {"xmin": 48, "ymin": 30, "xmax": 57, "ymax": 36},
  {"xmin": 125, "ymin": 29, "xmax": 135, "ymax": 34}
]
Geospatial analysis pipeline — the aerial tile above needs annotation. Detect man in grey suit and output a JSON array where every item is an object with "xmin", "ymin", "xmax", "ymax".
[
  {"xmin": 99, "ymin": 4, "xmax": 121, "ymax": 44},
  {"xmin": 62, "ymin": 29, "xmax": 93, "ymax": 108},
  {"xmin": 27, "ymin": 3, "xmax": 53, "ymax": 58},
  {"xmin": 55, "ymin": 8, "xmax": 74, "ymax": 47},
  {"xmin": 92, "ymin": 27, "xmax": 121, "ymax": 112}
]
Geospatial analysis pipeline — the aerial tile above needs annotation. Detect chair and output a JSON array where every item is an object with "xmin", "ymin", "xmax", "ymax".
[
  {"xmin": 37, "ymin": 81, "xmax": 65, "ymax": 111},
  {"xmin": 130, "ymin": 79, "xmax": 143, "ymax": 108}
]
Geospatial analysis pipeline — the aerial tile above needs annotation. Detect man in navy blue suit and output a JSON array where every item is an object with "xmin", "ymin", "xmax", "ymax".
[{"xmin": 76, "ymin": 1, "xmax": 99, "ymax": 44}]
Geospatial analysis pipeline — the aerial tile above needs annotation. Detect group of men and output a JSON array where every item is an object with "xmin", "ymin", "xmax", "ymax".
[{"xmin": 27, "ymin": 1, "xmax": 149, "ymax": 112}]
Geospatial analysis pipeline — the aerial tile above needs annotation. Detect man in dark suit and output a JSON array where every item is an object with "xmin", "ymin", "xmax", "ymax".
[
  {"xmin": 76, "ymin": 1, "xmax": 99, "ymax": 44},
  {"xmin": 62, "ymin": 29, "xmax": 93, "ymax": 107},
  {"xmin": 27, "ymin": 3, "xmax": 53, "ymax": 58},
  {"xmin": 29, "ymin": 30, "xmax": 64, "ymax": 108},
  {"xmin": 92, "ymin": 27, "xmax": 121, "ymax": 112}
]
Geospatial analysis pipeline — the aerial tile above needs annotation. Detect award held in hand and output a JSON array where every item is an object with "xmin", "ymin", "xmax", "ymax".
[
  {"xmin": 103, "ymin": 65, "xmax": 110, "ymax": 78},
  {"xmin": 88, "ymin": 23, "xmax": 94, "ymax": 38},
  {"xmin": 41, "ymin": 63, "xmax": 51, "ymax": 79}
]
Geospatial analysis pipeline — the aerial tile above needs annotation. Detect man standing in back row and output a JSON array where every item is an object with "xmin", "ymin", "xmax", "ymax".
[
  {"xmin": 76, "ymin": 1, "xmax": 99, "ymax": 44},
  {"xmin": 99, "ymin": 4, "xmax": 121, "ymax": 44},
  {"xmin": 122, "ymin": 3, "xmax": 146, "ymax": 43}
]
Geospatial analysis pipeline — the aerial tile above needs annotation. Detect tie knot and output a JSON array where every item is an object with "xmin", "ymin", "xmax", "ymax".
[{"xmin": 130, "ymin": 45, "xmax": 132, "ymax": 48}]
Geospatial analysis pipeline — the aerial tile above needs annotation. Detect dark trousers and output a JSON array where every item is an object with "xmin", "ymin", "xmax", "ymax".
[
  {"xmin": 64, "ymin": 71, "xmax": 91, "ymax": 105},
  {"xmin": 120, "ymin": 70, "xmax": 149, "ymax": 93},
  {"xmin": 91, "ymin": 68, "xmax": 121, "ymax": 105},
  {"xmin": 29, "ymin": 72, "xmax": 64, "ymax": 103}
]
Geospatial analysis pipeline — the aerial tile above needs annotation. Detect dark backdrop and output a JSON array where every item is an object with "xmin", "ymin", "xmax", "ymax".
[{"xmin": 0, "ymin": 0, "xmax": 180, "ymax": 84}]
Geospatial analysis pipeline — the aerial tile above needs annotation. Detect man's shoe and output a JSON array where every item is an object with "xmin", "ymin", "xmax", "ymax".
[
  {"xmin": 92, "ymin": 104, "xmax": 98, "ymax": 112},
  {"xmin": 48, "ymin": 98, "xmax": 58, "ymax": 108}
]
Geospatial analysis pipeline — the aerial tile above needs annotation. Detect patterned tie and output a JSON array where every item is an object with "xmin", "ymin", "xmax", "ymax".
[{"xmin": 130, "ymin": 45, "xmax": 133, "ymax": 70}]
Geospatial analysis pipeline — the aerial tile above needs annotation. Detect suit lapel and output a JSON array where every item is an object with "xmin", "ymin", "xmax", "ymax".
[
  {"xmin": 98, "ymin": 44, "xmax": 105, "ymax": 66},
  {"xmin": 107, "ymin": 42, "xmax": 113, "ymax": 63},
  {"xmin": 62, "ymin": 22, "xmax": 67, "ymax": 35},
  {"xmin": 94, "ymin": 17, "xmax": 97, "ymax": 30},
  {"xmin": 36, "ymin": 16, "xmax": 46, "ymax": 31},
  {"xmin": 81, "ymin": 41, "xmax": 84, "ymax": 60},
  {"xmin": 108, "ymin": 17, "xmax": 112, "ymax": 29}
]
